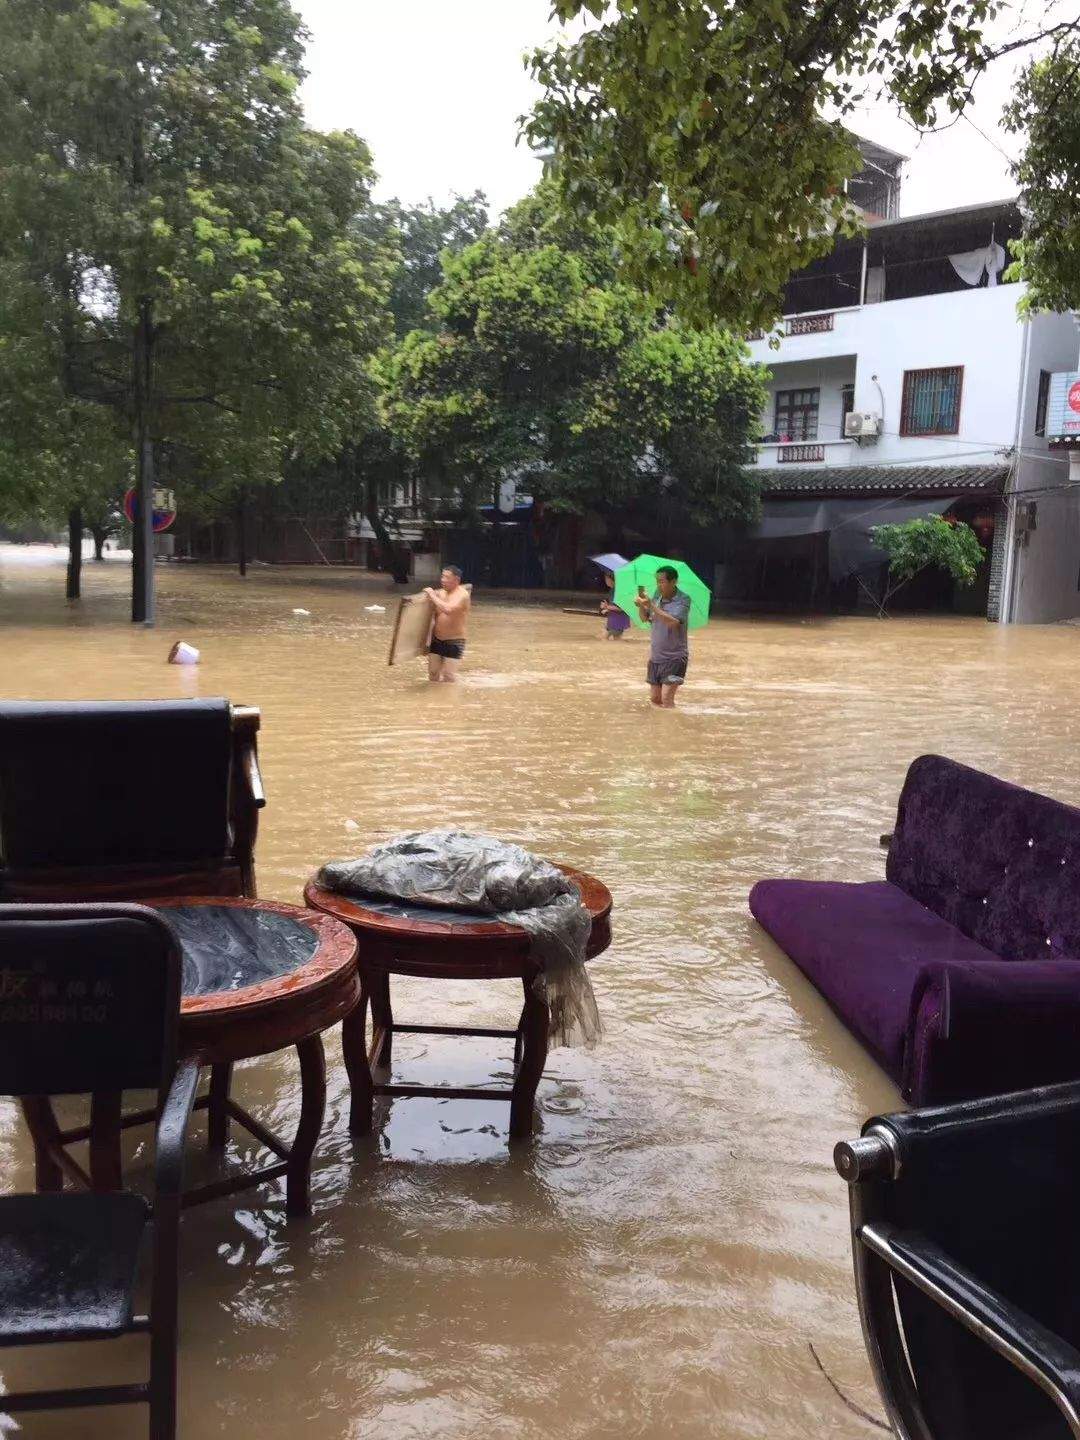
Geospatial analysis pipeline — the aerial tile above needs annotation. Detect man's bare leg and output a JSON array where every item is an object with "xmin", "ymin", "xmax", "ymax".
[
  {"xmin": 649, "ymin": 683, "xmax": 663, "ymax": 707},
  {"xmin": 428, "ymin": 653, "xmax": 444, "ymax": 682},
  {"xmin": 661, "ymin": 683, "xmax": 679, "ymax": 708},
  {"xmin": 440, "ymin": 656, "xmax": 461, "ymax": 683}
]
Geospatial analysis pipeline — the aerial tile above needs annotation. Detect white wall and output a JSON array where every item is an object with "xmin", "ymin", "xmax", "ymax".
[
  {"xmin": 748, "ymin": 285, "xmax": 1028, "ymax": 469},
  {"xmin": 756, "ymin": 355, "xmax": 855, "ymax": 468},
  {"xmin": 1006, "ymin": 311, "xmax": 1080, "ymax": 622},
  {"xmin": 747, "ymin": 283, "xmax": 1080, "ymax": 623},
  {"xmin": 851, "ymin": 285, "xmax": 1025, "ymax": 464}
]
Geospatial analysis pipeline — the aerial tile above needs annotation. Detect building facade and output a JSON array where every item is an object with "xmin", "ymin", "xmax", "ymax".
[{"xmin": 741, "ymin": 154, "xmax": 1080, "ymax": 622}]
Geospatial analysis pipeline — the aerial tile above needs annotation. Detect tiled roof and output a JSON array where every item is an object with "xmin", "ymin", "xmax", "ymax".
[{"xmin": 761, "ymin": 464, "xmax": 1009, "ymax": 496}]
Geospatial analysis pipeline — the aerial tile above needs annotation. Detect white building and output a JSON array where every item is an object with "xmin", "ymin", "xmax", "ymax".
[{"xmin": 741, "ymin": 154, "xmax": 1080, "ymax": 622}]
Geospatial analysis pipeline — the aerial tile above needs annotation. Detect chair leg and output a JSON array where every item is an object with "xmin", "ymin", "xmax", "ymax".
[
  {"xmin": 370, "ymin": 971, "xmax": 393, "ymax": 1068},
  {"xmin": 342, "ymin": 990, "xmax": 373, "ymax": 1136},
  {"xmin": 509, "ymin": 980, "xmax": 549, "ymax": 1141},
  {"xmin": 513, "ymin": 1001, "xmax": 527, "ymax": 1067},
  {"xmin": 149, "ymin": 1194, "xmax": 181, "ymax": 1440},
  {"xmin": 207, "ymin": 1064, "xmax": 232, "ymax": 1151},
  {"xmin": 286, "ymin": 1036, "xmax": 326, "ymax": 1218},
  {"xmin": 89, "ymin": 1090, "xmax": 123, "ymax": 1190},
  {"xmin": 21, "ymin": 1096, "xmax": 65, "ymax": 1192}
]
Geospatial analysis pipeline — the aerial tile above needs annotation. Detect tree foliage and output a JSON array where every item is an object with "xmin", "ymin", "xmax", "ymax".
[
  {"xmin": 0, "ymin": 261, "xmax": 128, "ymax": 544},
  {"xmin": 0, "ymin": 0, "xmax": 395, "ymax": 606},
  {"xmin": 871, "ymin": 516, "xmax": 985, "ymax": 613},
  {"xmin": 379, "ymin": 187, "xmax": 765, "ymax": 529},
  {"xmin": 375, "ymin": 192, "xmax": 490, "ymax": 337},
  {"xmin": 523, "ymin": 0, "xmax": 1069, "ymax": 329},
  {"xmin": 1004, "ymin": 41, "xmax": 1080, "ymax": 312}
]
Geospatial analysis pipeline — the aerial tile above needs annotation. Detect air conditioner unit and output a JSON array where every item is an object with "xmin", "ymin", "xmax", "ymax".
[
  {"xmin": 1015, "ymin": 500, "xmax": 1038, "ymax": 543},
  {"xmin": 844, "ymin": 411, "xmax": 882, "ymax": 439}
]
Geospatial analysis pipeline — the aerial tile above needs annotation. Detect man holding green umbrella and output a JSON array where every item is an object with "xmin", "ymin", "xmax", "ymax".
[
  {"xmin": 613, "ymin": 553, "xmax": 711, "ymax": 707},
  {"xmin": 637, "ymin": 564, "xmax": 692, "ymax": 707}
]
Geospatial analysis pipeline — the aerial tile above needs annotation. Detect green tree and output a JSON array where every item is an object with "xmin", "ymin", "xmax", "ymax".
[
  {"xmin": 338, "ymin": 191, "xmax": 491, "ymax": 576},
  {"xmin": 870, "ymin": 515, "xmax": 985, "ymax": 615},
  {"xmin": 0, "ymin": 0, "xmax": 394, "ymax": 620},
  {"xmin": 374, "ymin": 192, "xmax": 489, "ymax": 336},
  {"xmin": 379, "ymin": 223, "xmax": 640, "ymax": 514},
  {"xmin": 1004, "ymin": 41, "xmax": 1080, "ymax": 311},
  {"xmin": 524, "ymin": 1, "xmax": 1072, "ymax": 329},
  {"xmin": 379, "ymin": 189, "xmax": 764, "ymax": 537},
  {"xmin": 0, "ymin": 263, "xmax": 129, "ymax": 596}
]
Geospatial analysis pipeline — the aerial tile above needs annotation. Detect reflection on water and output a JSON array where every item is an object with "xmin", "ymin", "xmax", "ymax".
[{"xmin": 2, "ymin": 545, "xmax": 1079, "ymax": 1438}]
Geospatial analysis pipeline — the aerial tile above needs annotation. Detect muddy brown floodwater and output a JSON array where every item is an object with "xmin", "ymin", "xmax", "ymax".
[{"xmin": 1, "ymin": 544, "xmax": 1079, "ymax": 1440}]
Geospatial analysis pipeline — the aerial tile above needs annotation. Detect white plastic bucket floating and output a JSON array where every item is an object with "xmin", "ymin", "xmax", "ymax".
[{"xmin": 167, "ymin": 641, "xmax": 200, "ymax": 665}]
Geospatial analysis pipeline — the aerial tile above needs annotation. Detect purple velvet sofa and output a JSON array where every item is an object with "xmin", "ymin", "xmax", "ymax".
[{"xmin": 750, "ymin": 754, "xmax": 1080, "ymax": 1106}]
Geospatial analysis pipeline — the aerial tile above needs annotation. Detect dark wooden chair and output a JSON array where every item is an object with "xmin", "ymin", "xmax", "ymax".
[
  {"xmin": 0, "ymin": 698, "xmax": 264, "ymax": 902},
  {"xmin": 0, "ymin": 697, "xmax": 264, "ymax": 1151},
  {"xmin": 835, "ymin": 1082, "xmax": 1080, "ymax": 1439},
  {"xmin": 0, "ymin": 903, "xmax": 199, "ymax": 1439}
]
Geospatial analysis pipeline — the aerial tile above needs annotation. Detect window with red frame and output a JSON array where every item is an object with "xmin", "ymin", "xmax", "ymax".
[
  {"xmin": 774, "ymin": 388, "xmax": 819, "ymax": 441},
  {"xmin": 900, "ymin": 367, "xmax": 963, "ymax": 436}
]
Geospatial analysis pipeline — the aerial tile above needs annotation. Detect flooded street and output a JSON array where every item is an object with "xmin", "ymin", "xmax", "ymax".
[{"xmin": 2, "ymin": 544, "xmax": 1079, "ymax": 1440}]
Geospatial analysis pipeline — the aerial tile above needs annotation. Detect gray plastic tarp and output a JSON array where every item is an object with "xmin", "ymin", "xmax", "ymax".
[
  {"xmin": 318, "ymin": 831, "xmax": 601, "ymax": 1048},
  {"xmin": 751, "ymin": 496, "xmax": 956, "ymax": 580}
]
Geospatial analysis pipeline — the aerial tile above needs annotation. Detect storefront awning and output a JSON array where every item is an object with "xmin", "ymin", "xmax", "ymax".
[{"xmin": 750, "ymin": 496, "xmax": 957, "ymax": 580}]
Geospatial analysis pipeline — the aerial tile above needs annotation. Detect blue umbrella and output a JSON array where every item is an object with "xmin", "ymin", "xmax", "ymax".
[{"xmin": 589, "ymin": 553, "xmax": 630, "ymax": 574}]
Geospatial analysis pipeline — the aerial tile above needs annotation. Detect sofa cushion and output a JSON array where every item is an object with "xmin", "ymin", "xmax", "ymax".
[
  {"xmin": 749, "ymin": 878, "xmax": 1001, "ymax": 1081},
  {"xmin": 887, "ymin": 755, "xmax": 1080, "ymax": 964}
]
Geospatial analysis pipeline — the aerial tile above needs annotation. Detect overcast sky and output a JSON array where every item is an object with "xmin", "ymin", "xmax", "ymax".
[{"xmin": 295, "ymin": 0, "xmax": 1026, "ymax": 222}]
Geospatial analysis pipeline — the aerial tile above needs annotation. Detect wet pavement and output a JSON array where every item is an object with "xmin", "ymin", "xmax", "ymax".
[{"xmin": 2, "ymin": 544, "xmax": 1078, "ymax": 1438}]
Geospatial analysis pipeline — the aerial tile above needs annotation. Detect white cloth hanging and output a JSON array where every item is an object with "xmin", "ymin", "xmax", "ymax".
[{"xmin": 949, "ymin": 241, "xmax": 1007, "ymax": 287}]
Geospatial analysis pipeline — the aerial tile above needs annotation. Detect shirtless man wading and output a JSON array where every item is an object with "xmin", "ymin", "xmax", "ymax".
[{"xmin": 424, "ymin": 566, "xmax": 471, "ymax": 683}]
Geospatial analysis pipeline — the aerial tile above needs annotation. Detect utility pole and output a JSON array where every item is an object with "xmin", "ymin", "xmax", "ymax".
[{"xmin": 131, "ymin": 433, "xmax": 156, "ymax": 625}]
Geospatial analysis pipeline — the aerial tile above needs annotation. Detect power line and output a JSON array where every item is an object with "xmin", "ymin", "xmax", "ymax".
[
  {"xmin": 758, "ymin": 412, "xmax": 1069, "ymax": 459},
  {"xmin": 1001, "ymin": 477, "xmax": 1080, "ymax": 501},
  {"xmin": 961, "ymin": 113, "xmax": 1019, "ymax": 169}
]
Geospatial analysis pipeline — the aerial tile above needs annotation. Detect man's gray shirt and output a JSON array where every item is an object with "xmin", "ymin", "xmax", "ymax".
[{"xmin": 649, "ymin": 591, "xmax": 691, "ymax": 661}]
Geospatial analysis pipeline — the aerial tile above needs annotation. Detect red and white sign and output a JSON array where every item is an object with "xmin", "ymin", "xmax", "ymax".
[
  {"xmin": 124, "ymin": 487, "xmax": 176, "ymax": 533},
  {"xmin": 1047, "ymin": 372, "xmax": 1080, "ymax": 440}
]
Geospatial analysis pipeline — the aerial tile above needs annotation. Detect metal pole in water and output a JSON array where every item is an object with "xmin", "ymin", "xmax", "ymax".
[{"xmin": 132, "ymin": 433, "xmax": 155, "ymax": 625}]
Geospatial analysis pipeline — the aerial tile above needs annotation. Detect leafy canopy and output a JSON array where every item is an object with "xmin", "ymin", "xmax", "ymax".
[
  {"xmin": 0, "ymin": 0, "xmax": 395, "ymax": 512},
  {"xmin": 379, "ymin": 186, "xmax": 765, "ymax": 527},
  {"xmin": 523, "ymin": 0, "xmax": 1055, "ymax": 329},
  {"xmin": 872, "ymin": 516, "xmax": 985, "ymax": 588},
  {"xmin": 374, "ymin": 192, "xmax": 490, "ymax": 337},
  {"xmin": 0, "ymin": 259, "xmax": 128, "ymax": 532},
  {"xmin": 1004, "ymin": 41, "xmax": 1080, "ymax": 312}
]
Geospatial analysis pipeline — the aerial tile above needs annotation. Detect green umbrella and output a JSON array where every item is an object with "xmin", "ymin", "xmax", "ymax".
[{"xmin": 613, "ymin": 553, "xmax": 712, "ymax": 630}]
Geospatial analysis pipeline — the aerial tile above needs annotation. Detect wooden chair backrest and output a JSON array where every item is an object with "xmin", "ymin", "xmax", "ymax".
[{"xmin": 0, "ymin": 903, "xmax": 181, "ymax": 1097}]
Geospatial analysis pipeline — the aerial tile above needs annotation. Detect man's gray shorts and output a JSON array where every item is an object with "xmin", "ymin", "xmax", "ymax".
[{"xmin": 647, "ymin": 657, "xmax": 688, "ymax": 687}]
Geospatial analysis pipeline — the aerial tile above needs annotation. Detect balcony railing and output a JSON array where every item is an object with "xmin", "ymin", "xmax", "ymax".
[
  {"xmin": 747, "ymin": 311, "xmax": 838, "ymax": 342},
  {"xmin": 777, "ymin": 444, "xmax": 826, "ymax": 463},
  {"xmin": 752, "ymin": 438, "xmax": 853, "ymax": 467},
  {"xmin": 786, "ymin": 313, "xmax": 835, "ymax": 336}
]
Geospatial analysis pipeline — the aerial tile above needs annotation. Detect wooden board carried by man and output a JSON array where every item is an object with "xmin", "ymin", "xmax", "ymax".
[{"xmin": 387, "ymin": 567, "xmax": 472, "ymax": 682}]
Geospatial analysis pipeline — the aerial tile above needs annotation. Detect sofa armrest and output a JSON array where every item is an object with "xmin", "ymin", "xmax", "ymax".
[
  {"xmin": 859, "ymin": 1221, "xmax": 1080, "ymax": 1432},
  {"xmin": 907, "ymin": 958, "xmax": 1080, "ymax": 1105}
]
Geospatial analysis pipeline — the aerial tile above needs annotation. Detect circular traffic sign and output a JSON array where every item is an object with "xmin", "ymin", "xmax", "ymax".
[{"xmin": 124, "ymin": 486, "xmax": 176, "ymax": 533}]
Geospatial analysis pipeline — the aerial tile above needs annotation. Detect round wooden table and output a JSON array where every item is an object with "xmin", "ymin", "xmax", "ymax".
[
  {"xmin": 304, "ymin": 866, "xmax": 612, "ymax": 1141},
  {"xmin": 23, "ymin": 897, "xmax": 359, "ymax": 1217}
]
